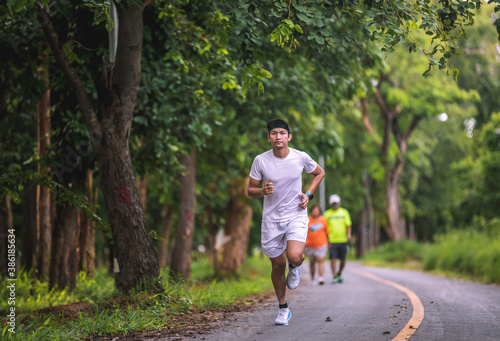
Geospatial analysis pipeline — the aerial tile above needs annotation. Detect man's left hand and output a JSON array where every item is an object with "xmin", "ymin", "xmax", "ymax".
[{"xmin": 298, "ymin": 193, "xmax": 309, "ymax": 209}]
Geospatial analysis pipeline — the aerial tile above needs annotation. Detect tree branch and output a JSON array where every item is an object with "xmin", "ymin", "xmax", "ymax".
[
  {"xmin": 37, "ymin": 8, "xmax": 100, "ymax": 134},
  {"xmin": 373, "ymin": 83, "xmax": 393, "ymax": 164},
  {"xmin": 359, "ymin": 97, "xmax": 381, "ymax": 146}
]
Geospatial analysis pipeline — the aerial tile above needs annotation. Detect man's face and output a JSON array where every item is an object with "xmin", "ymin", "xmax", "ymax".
[
  {"xmin": 331, "ymin": 202, "xmax": 340, "ymax": 209},
  {"xmin": 268, "ymin": 128, "xmax": 291, "ymax": 149}
]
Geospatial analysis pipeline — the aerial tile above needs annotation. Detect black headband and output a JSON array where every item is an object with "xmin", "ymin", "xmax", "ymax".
[{"xmin": 267, "ymin": 119, "xmax": 290, "ymax": 133}]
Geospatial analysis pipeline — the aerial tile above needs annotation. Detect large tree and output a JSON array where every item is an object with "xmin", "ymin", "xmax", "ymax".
[
  {"xmin": 360, "ymin": 40, "xmax": 479, "ymax": 240},
  {"xmin": 37, "ymin": 2, "xmax": 160, "ymax": 292}
]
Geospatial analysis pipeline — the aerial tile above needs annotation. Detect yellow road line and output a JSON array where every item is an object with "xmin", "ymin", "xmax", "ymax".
[{"xmin": 348, "ymin": 267, "xmax": 425, "ymax": 341}]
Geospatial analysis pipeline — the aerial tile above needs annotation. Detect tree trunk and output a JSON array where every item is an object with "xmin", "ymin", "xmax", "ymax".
[
  {"xmin": 356, "ymin": 207, "xmax": 367, "ymax": 258},
  {"xmin": 408, "ymin": 219, "xmax": 416, "ymax": 240},
  {"xmin": 96, "ymin": 4, "xmax": 160, "ymax": 293},
  {"xmin": 21, "ymin": 188, "xmax": 37, "ymax": 271},
  {"xmin": 49, "ymin": 203, "xmax": 80, "ymax": 290},
  {"xmin": 79, "ymin": 168, "xmax": 95, "ymax": 274},
  {"xmin": 158, "ymin": 205, "xmax": 174, "ymax": 268},
  {"xmin": 97, "ymin": 137, "xmax": 160, "ymax": 291},
  {"xmin": 356, "ymin": 171, "xmax": 376, "ymax": 257},
  {"xmin": 0, "ymin": 195, "xmax": 14, "ymax": 277},
  {"xmin": 39, "ymin": 2, "xmax": 161, "ymax": 293},
  {"xmin": 385, "ymin": 170, "xmax": 401, "ymax": 240},
  {"xmin": 219, "ymin": 177, "xmax": 253, "ymax": 276},
  {"xmin": 207, "ymin": 206, "xmax": 220, "ymax": 273},
  {"xmin": 374, "ymin": 221, "xmax": 381, "ymax": 248},
  {"xmin": 170, "ymin": 148, "xmax": 196, "ymax": 280},
  {"xmin": 365, "ymin": 184, "xmax": 375, "ymax": 250},
  {"xmin": 37, "ymin": 50, "xmax": 52, "ymax": 278}
]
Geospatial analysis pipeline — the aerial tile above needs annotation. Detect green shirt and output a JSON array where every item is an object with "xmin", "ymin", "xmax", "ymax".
[{"xmin": 324, "ymin": 207, "xmax": 352, "ymax": 243}]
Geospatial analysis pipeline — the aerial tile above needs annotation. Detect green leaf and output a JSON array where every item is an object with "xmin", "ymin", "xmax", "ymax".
[
  {"xmin": 7, "ymin": 0, "xmax": 25, "ymax": 13},
  {"xmin": 296, "ymin": 13, "xmax": 311, "ymax": 24},
  {"xmin": 260, "ymin": 69, "xmax": 272, "ymax": 78},
  {"xmin": 314, "ymin": 17, "xmax": 325, "ymax": 28}
]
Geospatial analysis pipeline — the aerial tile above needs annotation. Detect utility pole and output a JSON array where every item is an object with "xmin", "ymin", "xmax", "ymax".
[{"xmin": 319, "ymin": 155, "xmax": 326, "ymax": 211}]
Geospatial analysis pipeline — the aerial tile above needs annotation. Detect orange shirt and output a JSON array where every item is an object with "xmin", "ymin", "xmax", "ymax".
[{"xmin": 306, "ymin": 216, "xmax": 329, "ymax": 248}]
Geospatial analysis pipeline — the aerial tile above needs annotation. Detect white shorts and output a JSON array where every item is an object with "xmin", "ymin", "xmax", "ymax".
[{"xmin": 261, "ymin": 216, "xmax": 309, "ymax": 259}]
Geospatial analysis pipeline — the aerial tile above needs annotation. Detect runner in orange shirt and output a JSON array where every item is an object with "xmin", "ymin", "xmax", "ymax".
[{"xmin": 305, "ymin": 204, "xmax": 329, "ymax": 285}]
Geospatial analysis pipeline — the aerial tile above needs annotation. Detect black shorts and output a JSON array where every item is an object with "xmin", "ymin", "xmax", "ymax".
[{"xmin": 329, "ymin": 243, "xmax": 348, "ymax": 261}]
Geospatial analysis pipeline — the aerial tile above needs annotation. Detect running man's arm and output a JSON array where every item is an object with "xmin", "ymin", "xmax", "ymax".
[
  {"xmin": 248, "ymin": 177, "xmax": 274, "ymax": 198},
  {"xmin": 298, "ymin": 165, "xmax": 325, "ymax": 209},
  {"xmin": 306, "ymin": 164, "xmax": 325, "ymax": 194}
]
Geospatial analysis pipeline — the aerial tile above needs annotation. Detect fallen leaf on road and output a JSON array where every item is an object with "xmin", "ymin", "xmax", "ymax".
[
  {"xmin": 390, "ymin": 314, "xmax": 396, "ymax": 318},
  {"xmin": 325, "ymin": 316, "xmax": 332, "ymax": 322},
  {"xmin": 383, "ymin": 331, "xmax": 391, "ymax": 335}
]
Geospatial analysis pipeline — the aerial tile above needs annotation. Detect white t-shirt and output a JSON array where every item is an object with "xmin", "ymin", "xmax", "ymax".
[{"xmin": 249, "ymin": 148, "xmax": 318, "ymax": 222}]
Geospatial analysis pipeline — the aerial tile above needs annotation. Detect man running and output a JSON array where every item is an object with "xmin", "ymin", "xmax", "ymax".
[
  {"xmin": 248, "ymin": 119, "xmax": 325, "ymax": 325},
  {"xmin": 324, "ymin": 194, "xmax": 352, "ymax": 283}
]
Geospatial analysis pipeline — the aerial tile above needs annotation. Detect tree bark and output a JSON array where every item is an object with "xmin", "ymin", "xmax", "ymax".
[
  {"xmin": 385, "ymin": 171, "xmax": 401, "ymax": 240},
  {"xmin": 158, "ymin": 204, "xmax": 174, "ymax": 268},
  {"xmin": 39, "ymin": 2, "xmax": 161, "ymax": 292},
  {"xmin": 356, "ymin": 171, "xmax": 376, "ymax": 257},
  {"xmin": 218, "ymin": 177, "xmax": 252, "ymax": 276},
  {"xmin": 170, "ymin": 148, "xmax": 196, "ymax": 280},
  {"xmin": 21, "ymin": 188, "xmax": 37, "ymax": 271},
  {"xmin": 79, "ymin": 168, "xmax": 95, "ymax": 274},
  {"xmin": 363, "ymin": 172, "xmax": 376, "ymax": 250},
  {"xmin": 207, "ymin": 206, "xmax": 221, "ymax": 273},
  {"xmin": 36, "ymin": 50, "xmax": 52, "ymax": 279},
  {"xmin": 0, "ymin": 195, "xmax": 14, "ymax": 277},
  {"xmin": 49, "ymin": 203, "xmax": 80, "ymax": 290},
  {"xmin": 374, "ymin": 221, "xmax": 381, "ymax": 248}
]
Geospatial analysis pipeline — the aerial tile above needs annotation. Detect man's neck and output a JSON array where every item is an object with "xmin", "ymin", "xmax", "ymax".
[{"xmin": 272, "ymin": 146, "xmax": 290, "ymax": 158}]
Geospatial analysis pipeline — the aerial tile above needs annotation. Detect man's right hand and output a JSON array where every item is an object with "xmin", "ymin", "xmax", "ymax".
[{"xmin": 263, "ymin": 179, "xmax": 274, "ymax": 195}]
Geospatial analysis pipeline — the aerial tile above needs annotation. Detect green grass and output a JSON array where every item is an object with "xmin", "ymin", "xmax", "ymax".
[
  {"xmin": 362, "ymin": 229, "xmax": 500, "ymax": 284},
  {"xmin": 0, "ymin": 268, "xmax": 115, "ymax": 315},
  {"xmin": 1, "ymin": 256, "xmax": 273, "ymax": 341},
  {"xmin": 362, "ymin": 239, "xmax": 426, "ymax": 270},
  {"xmin": 422, "ymin": 229, "xmax": 500, "ymax": 283}
]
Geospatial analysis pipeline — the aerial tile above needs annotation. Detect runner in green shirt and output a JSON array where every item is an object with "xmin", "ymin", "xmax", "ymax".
[{"xmin": 324, "ymin": 194, "xmax": 351, "ymax": 283}]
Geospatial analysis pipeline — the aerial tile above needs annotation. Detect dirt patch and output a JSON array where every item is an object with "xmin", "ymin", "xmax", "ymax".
[{"xmin": 26, "ymin": 301, "xmax": 94, "ymax": 321}]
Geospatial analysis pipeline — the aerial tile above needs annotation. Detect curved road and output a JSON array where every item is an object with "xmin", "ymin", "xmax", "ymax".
[{"xmin": 182, "ymin": 262, "xmax": 500, "ymax": 341}]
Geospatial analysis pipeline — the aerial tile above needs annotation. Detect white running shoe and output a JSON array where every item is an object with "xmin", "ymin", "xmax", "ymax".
[
  {"xmin": 318, "ymin": 277, "xmax": 325, "ymax": 285},
  {"xmin": 286, "ymin": 263, "xmax": 301, "ymax": 290},
  {"xmin": 274, "ymin": 307, "xmax": 291, "ymax": 325}
]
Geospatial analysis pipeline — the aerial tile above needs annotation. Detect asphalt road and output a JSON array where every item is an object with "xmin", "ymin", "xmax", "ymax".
[{"xmin": 180, "ymin": 261, "xmax": 500, "ymax": 341}]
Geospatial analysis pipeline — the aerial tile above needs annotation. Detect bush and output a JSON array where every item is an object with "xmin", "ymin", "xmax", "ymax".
[
  {"xmin": 363, "ymin": 240, "xmax": 424, "ymax": 265},
  {"xmin": 422, "ymin": 228, "xmax": 500, "ymax": 284},
  {"xmin": 363, "ymin": 226, "xmax": 500, "ymax": 285}
]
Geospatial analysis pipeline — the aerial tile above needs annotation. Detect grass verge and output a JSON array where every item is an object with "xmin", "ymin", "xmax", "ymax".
[
  {"xmin": 1, "ymin": 256, "xmax": 273, "ymax": 340},
  {"xmin": 362, "ymin": 229, "xmax": 500, "ymax": 284}
]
